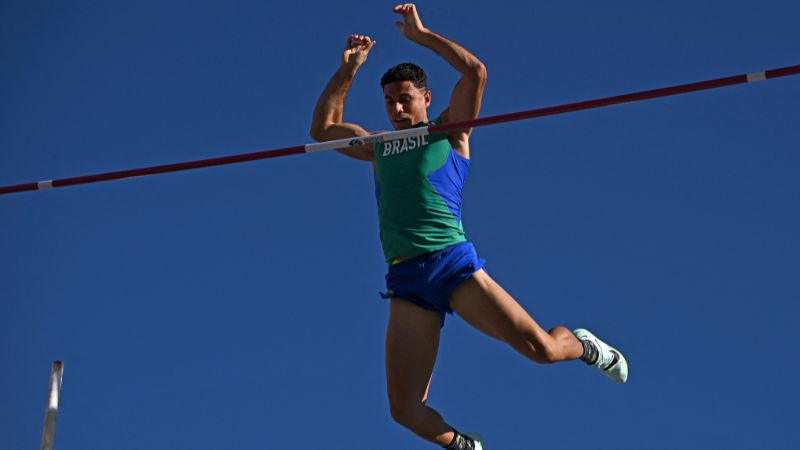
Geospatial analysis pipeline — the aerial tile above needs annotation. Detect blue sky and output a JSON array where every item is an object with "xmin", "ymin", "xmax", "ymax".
[{"xmin": 2, "ymin": 1, "xmax": 798, "ymax": 449}]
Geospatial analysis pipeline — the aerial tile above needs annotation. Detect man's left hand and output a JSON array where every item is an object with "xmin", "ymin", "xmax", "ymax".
[{"xmin": 393, "ymin": 4, "xmax": 428, "ymax": 41}]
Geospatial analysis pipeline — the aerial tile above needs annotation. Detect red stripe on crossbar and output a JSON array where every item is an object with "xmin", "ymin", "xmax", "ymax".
[{"xmin": 0, "ymin": 146, "xmax": 306, "ymax": 195}]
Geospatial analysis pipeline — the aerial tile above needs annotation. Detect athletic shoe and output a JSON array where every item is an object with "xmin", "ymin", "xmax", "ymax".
[
  {"xmin": 465, "ymin": 433, "xmax": 484, "ymax": 450},
  {"xmin": 573, "ymin": 328, "xmax": 628, "ymax": 384},
  {"xmin": 447, "ymin": 433, "xmax": 483, "ymax": 450}
]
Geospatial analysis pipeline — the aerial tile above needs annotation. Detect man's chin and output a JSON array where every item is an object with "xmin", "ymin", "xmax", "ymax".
[{"xmin": 392, "ymin": 119, "xmax": 415, "ymax": 130}]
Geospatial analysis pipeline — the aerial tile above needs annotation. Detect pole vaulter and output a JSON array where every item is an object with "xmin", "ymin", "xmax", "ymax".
[{"xmin": 0, "ymin": 64, "xmax": 797, "ymax": 197}]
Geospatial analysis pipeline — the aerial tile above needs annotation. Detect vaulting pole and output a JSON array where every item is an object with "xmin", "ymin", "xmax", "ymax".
[
  {"xmin": 1, "ymin": 64, "xmax": 798, "ymax": 196},
  {"xmin": 40, "ymin": 361, "xmax": 64, "ymax": 450}
]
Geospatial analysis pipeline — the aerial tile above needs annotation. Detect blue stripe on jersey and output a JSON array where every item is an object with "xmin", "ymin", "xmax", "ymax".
[{"xmin": 426, "ymin": 148, "xmax": 470, "ymax": 223}]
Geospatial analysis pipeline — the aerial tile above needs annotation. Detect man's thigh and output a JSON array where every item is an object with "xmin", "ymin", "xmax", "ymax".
[{"xmin": 450, "ymin": 269, "xmax": 547, "ymax": 344}]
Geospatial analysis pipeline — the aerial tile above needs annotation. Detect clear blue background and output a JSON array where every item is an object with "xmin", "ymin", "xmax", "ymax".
[{"xmin": 2, "ymin": 1, "xmax": 798, "ymax": 449}]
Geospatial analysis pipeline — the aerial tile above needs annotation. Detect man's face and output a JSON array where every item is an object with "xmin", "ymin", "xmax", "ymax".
[{"xmin": 383, "ymin": 81, "xmax": 431, "ymax": 130}]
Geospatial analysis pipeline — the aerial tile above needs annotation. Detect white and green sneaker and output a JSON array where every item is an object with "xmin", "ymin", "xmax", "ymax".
[
  {"xmin": 446, "ymin": 432, "xmax": 484, "ymax": 450},
  {"xmin": 465, "ymin": 433, "xmax": 484, "ymax": 450},
  {"xmin": 573, "ymin": 328, "xmax": 628, "ymax": 384}
]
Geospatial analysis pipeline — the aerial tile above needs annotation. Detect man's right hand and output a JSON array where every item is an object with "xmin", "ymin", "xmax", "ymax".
[{"xmin": 341, "ymin": 35, "xmax": 376, "ymax": 68}]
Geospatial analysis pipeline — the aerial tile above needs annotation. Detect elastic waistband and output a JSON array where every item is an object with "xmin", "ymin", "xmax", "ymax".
[{"xmin": 389, "ymin": 241, "xmax": 471, "ymax": 266}]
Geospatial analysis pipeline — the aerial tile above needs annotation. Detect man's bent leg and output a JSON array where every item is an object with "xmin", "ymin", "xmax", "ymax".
[
  {"xmin": 450, "ymin": 270, "xmax": 584, "ymax": 363},
  {"xmin": 386, "ymin": 298, "xmax": 456, "ymax": 446}
]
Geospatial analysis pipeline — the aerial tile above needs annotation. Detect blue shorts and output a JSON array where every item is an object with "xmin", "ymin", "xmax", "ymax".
[{"xmin": 381, "ymin": 241, "xmax": 486, "ymax": 326}]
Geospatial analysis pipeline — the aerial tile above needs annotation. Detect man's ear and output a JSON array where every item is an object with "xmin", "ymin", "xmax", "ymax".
[{"xmin": 424, "ymin": 89, "xmax": 431, "ymax": 107}]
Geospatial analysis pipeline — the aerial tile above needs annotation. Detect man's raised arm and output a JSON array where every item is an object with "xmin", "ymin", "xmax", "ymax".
[
  {"xmin": 393, "ymin": 4, "xmax": 487, "ymax": 144},
  {"xmin": 310, "ymin": 35, "xmax": 377, "ymax": 162}
]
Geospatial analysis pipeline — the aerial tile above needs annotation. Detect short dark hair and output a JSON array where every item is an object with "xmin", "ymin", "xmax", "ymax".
[{"xmin": 380, "ymin": 62, "xmax": 427, "ymax": 90}]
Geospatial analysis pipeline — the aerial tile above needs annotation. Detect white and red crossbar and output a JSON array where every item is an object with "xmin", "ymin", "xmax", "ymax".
[{"xmin": 1, "ymin": 64, "xmax": 798, "ymax": 196}]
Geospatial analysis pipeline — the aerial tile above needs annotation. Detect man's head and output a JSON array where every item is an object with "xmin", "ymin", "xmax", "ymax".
[{"xmin": 381, "ymin": 63, "xmax": 431, "ymax": 130}]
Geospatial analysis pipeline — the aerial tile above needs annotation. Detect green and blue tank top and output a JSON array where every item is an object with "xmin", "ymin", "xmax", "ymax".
[{"xmin": 373, "ymin": 120, "xmax": 471, "ymax": 264}]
